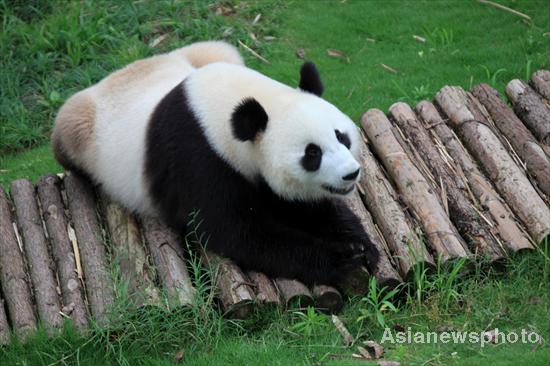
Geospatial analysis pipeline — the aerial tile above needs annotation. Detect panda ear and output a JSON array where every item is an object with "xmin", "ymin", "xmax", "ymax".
[
  {"xmin": 299, "ymin": 62, "xmax": 324, "ymax": 97},
  {"xmin": 231, "ymin": 98, "xmax": 268, "ymax": 142}
]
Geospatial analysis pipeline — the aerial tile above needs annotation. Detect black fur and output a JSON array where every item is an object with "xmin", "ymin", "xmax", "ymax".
[
  {"xmin": 301, "ymin": 143, "xmax": 322, "ymax": 172},
  {"xmin": 145, "ymin": 82, "xmax": 379, "ymax": 286},
  {"xmin": 335, "ymin": 129, "xmax": 351, "ymax": 149},
  {"xmin": 299, "ymin": 62, "xmax": 324, "ymax": 97},
  {"xmin": 231, "ymin": 98, "xmax": 268, "ymax": 141}
]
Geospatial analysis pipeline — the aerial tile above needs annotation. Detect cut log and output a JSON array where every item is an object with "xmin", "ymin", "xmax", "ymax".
[
  {"xmin": 472, "ymin": 84, "xmax": 550, "ymax": 198},
  {"xmin": 37, "ymin": 175, "xmax": 88, "ymax": 330},
  {"xmin": 505, "ymin": 79, "xmax": 550, "ymax": 147},
  {"xmin": 208, "ymin": 253, "xmax": 255, "ymax": 318},
  {"xmin": 530, "ymin": 69, "xmax": 550, "ymax": 101},
  {"xmin": 274, "ymin": 278, "xmax": 314, "ymax": 308},
  {"xmin": 11, "ymin": 179, "xmax": 62, "ymax": 332},
  {"xmin": 101, "ymin": 198, "xmax": 160, "ymax": 307},
  {"xmin": 247, "ymin": 271, "xmax": 280, "ymax": 307},
  {"xmin": 435, "ymin": 86, "xmax": 550, "ymax": 244},
  {"xmin": 356, "ymin": 136, "xmax": 434, "ymax": 278},
  {"xmin": 0, "ymin": 295, "xmax": 9, "ymax": 344},
  {"xmin": 343, "ymin": 191, "xmax": 403, "ymax": 289},
  {"xmin": 360, "ymin": 109, "xmax": 470, "ymax": 263},
  {"xmin": 416, "ymin": 101, "xmax": 534, "ymax": 252},
  {"xmin": 64, "ymin": 172, "xmax": 114, "ymax": 324},
  {"xmin": 312, "ymin": 285, "xmax": 343, "ymax": 313},
  {"xmin": 0, "ymin": 187, "xmax": 36, "ymax": 339},
  {"xmin": 140, "ymin": 216, "xmax": 195, "ymax": 307},
  {"xmin": 389, "ymin": 102, "xmax": 506, "ymax": 262}
]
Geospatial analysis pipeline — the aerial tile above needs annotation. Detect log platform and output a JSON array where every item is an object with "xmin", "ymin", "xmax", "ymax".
[{"xmin": 0, "ymin": 71, "xmax": 549, "ymax": 343}]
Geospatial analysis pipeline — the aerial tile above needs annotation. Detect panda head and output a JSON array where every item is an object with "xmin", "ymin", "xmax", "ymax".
[{"xmin": 231, "ymin": 62, "xmax": 362, "ymax": 201}]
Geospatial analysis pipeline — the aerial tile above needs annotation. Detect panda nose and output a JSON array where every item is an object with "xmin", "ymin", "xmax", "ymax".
[{"xmin": 342, "ymin": 168, "xmax": 360, "ymax": 181}]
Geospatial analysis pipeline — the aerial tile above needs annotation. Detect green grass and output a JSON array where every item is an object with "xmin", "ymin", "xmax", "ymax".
[{"xmin": 1, "ymin": 0, "xmax": 550, "ymax": 364}]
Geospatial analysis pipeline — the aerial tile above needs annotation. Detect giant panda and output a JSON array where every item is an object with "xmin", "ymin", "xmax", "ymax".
[{"xmin": 52, "ymin": 41, "xmax": 379, "ymax": 286}]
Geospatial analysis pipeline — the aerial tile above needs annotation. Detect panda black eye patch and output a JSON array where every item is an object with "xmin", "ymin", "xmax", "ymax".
[
  {"xmin": 301, "ymin": 143, "xmax": 322, "ymax": 172},
  {"xmin": 335, "ymin": 129, "xmax": 351, "ymax": 149}
]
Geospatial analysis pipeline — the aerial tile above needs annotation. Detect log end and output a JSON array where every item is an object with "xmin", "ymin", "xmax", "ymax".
[
  {"xmin": 505, "ymin": 79, "xmax": 527, "ymax": 103},
  {"xmin": 313, "ymin": 285, "xmax": 343, "ymax": 314}
]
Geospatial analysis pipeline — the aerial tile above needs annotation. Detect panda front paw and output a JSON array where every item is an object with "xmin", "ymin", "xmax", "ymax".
[
  {"xmin": 329, "ymin": 241, "xmax": 366, "ymax": 258},
  {"xmin": 330, "ymin": 240, "xmax": 380, "ymax": 275},
  {"xmin": 332, "ymin": 245, "xmax": 363, "ymax": 270}
]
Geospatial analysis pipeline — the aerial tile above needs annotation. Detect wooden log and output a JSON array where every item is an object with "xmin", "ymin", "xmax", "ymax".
[
  {"xmin": 505, "ymin": 79, "xmax": 550, "ymax": 147},
  {"xmin": 0, "ymin": 186, "xmax": 36, "ymax": 339},
  {"xmin": 274, "ymin": 278, "xmax": 314, "ymax": 308},
  {"xmin": 358, "ymin": 137, "xmax": 436, "ymax": 280},
  {"xmin": 64, "ymin": 172, "xmax": 114, "ymax": 324},
  {"xmin": 416, "ymin": 101, "xmax": 534, "ymax": 252},
  {"xmin": 101, "ymin": 198, "xmax": 160, "ymax": 307},
  {"xmin": 343, "ymin": 191, "xmax": 403, "ymax": 289},
  {"xmin": 11, "ymin": 179, "xmax": 62, "ymax": 332},
  {"xmin": 312, "ymin": 285, "xmax": 343, "ymax": 313},
  {"xmin": 247, "ymin": 271, "xmax": 280, "ymax": 307},
  {"xmin": 0, "ymin": 295, "xmax": 9, "ymax": 344},
  {"xmin": 339, "ymin": 265, "xmax": 371, "ymax": 296},
  {"xmin": 356, "ymin": 136, "xmax": 434, "ymax": 278},
  {"xmin": 435, "ymin": 86, "xmax": 550, "ymax": 244},
  {"xmin": 208, "ymin": 253, "xmax": 255, "ymax": 318},
  {"xmin": 360, "ymin": 109, "xmax": 470, "ymax": 263},
  {"xmin": 530, "ymin": 69, "xmax": 550, "ymax": 101},
  {"xmin": 389, "ymin": 102, "xmax": 506, "ymax": 262},
  {"xmin": 472, "ymin": 84, "xmax": 550, "ymax": 198},
  {"xmin": 37, "ymin": 175, "xmax": 88, "ymax": 330},
  {"xmin": 140, "ymin": 216, "xmax": 195, "ymax": 307}
]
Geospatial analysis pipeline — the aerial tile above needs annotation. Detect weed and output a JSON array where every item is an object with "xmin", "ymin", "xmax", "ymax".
[
  {"xmin": 478, "ymin": 65, "xmax": 508, "ymax": 87},
  {"xmin": 357, "ymin": 277, "xmax": 401, "ymax": 328},
  {"xmin": 290, "ymin": 306, "xmax": 328, "ymax": 338}
]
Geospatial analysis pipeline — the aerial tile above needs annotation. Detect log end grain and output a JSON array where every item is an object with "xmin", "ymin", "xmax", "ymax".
[
  {"xmin": 312, "ymin": 285, "xmax": 343, "ymax": 313},
  {"xmin": 275, "ymin": 278, "xmax": 314, "ymax": 309}
]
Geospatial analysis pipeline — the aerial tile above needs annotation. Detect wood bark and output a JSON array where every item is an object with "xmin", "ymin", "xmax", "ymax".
[
  {"xmin": 472, "ymin": 84, "xmax": 550, "ymax": 198},
  {"xmin": 312, "ymin": 285, "xmax": 343, "ymax": 313},
  {"xmin": 11, "ymin": 179, "xmax": 62, "ymax": 332},
  {"xmin": 361, "ymin": 109, "xmax": 470, "ymax": 263},
  {"xmin": 416, "ymin": 101, "xmax": 534, "ymax": 252},
  {"xmin": 0, "ymin": 186, "xmax": 36, "ymax": 339},
  {"xmin": 0, "ymin": 295, "xmax": 9, "ymax": 344},
  {"xmin": 530, "ymin": 69, "xmax": 550, "ymax": 101},
  {"xmin": 343, "ymin": 191, "xmax": 403, "ymax": 289},
  {"xmin": 140, "ymin": 216, "xmax": 195, "ymax": 307},
  {"xmin": 389, "ymin": 102, "xmax": 506, "ymax": 262},
  {"xmin": 274, "ymin": 278, "xmax": 314, "ymax": 308},
  {"xmin": 247, "ymin": 271, "xmax": 280, "ymax": 307},
  {"xmin": 64, "ymin": 172, "xmax": 114, "ymax": 324},
  {"xmin": 435, "ymin": 86, "xmax": 550, "ymax": 244},
  {"xmin": 505, "ymin": 79, "xmax": 550, "ymax": 147},
  {"xmin": 208, "ymin": 253, "xmax": 255, "ymax": 318},
  {"xmin": 101, "ymin": 198, "xmax": 160, "ymax": 307},
  {"xmin": 37, "ymin": 174, "xmax": 88, "ymax": 330},
  {"xmin": 356, "ymin": 136, "xmax": 434, "ymax": 278}
]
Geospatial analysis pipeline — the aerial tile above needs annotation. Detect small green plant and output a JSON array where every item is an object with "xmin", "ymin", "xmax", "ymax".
[
  {"xmin": 524, "ymin": 59, "xmax": 534, "ymax": 81},
  {"xmin": 423, "ymin": 27, "xmax": 456, "ymax": 52},
  {"xmin": 290, "ymin": 306, "xmax": 328, "ymax": 337},
  {"xmin": 430, "ymin": 257, "xmax": 467, "ymax": 311},
  {"xmin": 478, "ymin": 65, "xmax": 508, "ymax": 87},
  {"xmin": 357, "ymin": 277, "xmax": 400, "ymax": 328}
]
